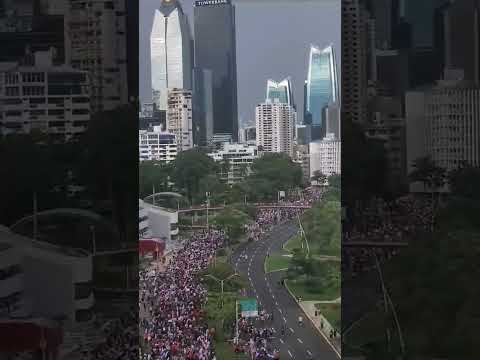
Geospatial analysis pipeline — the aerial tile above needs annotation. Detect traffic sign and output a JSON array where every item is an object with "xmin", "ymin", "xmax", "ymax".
[{"xmin": 239, "ymin": 298, "xmax": 258, "ymax": 318}]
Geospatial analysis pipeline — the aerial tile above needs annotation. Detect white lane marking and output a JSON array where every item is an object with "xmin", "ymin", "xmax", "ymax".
[
  {"xmin": 283, "ymin": 317, "xmax": 287, "ymax": 323},
  {"xmin": 279, "ymin": 338, "xmax": 284, "ymax": 344},
  {"xmin": 279, "ymin": 308, "xmax": 282, "ymax": 314},
  {"xmin": 288, "ymin": 350, "xmax": 293, "ymax": 358},
  {"xmin": 297, "ymin": 338, "xmax": 303, "ymax": 344},
  {"xmin": 289, "ymin": 327, "xmax": 294, "ymax": 333},
  {"xmin": 307, "ymin": 350, "xmax": 312, "ymax": 356}
]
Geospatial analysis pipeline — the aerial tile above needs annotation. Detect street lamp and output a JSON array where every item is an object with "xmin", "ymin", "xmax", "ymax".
[
  {"xmin": 89, "ymin": 224, "xmax": 96, "ymax": 256},
  {"xmin": 204, "ymin": 273, "xmax": 239, "ymax": 308}
]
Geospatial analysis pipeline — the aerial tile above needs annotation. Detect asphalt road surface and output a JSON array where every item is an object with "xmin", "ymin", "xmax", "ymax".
[{"xmin": 231, "ymin": 220, "xmax": 340, "ymax": 360}]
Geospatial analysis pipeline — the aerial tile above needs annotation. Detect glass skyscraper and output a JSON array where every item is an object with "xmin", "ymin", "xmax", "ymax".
[
  {"xmin": 266, "ymin": 77, "xmax": 295, "ymax": 110},
  {"xmin": 150, "ymin": 0, "xmax": 193, "ymax": 111},
  {"xmin": 194, "ymin": 0, "xmax": 238, "ymax": 141},
  {"xmin": 306, "ymin": 44, "xmax": 339, "ymax": 140}
]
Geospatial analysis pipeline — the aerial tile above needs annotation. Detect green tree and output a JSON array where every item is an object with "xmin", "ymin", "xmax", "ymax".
[
  {"xmin": 211, "ymin": 206, "xmax": 249, "ymax": 241},
  {"xmin": 243, "ymin": 153, "xmax": 303, "ymax": 201},
  {"xmin": 139, "ymin": 160, "xmax": 172, "ymax": 199},
  {"xmin": 448, "ymin": 164, "xmax": 480, "ymax": 200},
  {"xmin": 311, "ymin": 170, "xmax": 327, "ymax": 185},
  {"xmin": 172, "ymin": 149, "xmax": 218, "ymax": 202}
]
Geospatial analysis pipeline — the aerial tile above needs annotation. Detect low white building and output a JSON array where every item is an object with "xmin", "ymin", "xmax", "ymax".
[
  {"xmin": 207, "ymin": 143, "xmax": 258, "ymax": 184},
  {"xmin": 0, "ymin": 227, "xmax": 93, "ymax": 325},
  {"xmin": 309, "ymin": 133, "xmax": 341, "ymax": 179},
  {"xmin": 139, "ymin": 199, "xmax": 178, "ymax": 242},
  {"xmin": 139, "ymin": 126, "xmax": 178, "ymax": 162}
]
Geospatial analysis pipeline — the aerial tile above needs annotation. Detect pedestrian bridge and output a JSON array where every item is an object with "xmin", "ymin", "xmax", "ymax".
[
  {"xmin": 178, "ymin": 203, "xmax": 311, "ymax": 214},
  {"xmin": 343, "ymin": 241, "xmax": 408, "ymax": 248}
]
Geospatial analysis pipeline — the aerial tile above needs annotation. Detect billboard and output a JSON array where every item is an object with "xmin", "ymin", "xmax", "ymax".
[{"xmin": 239, "ymin": 299, "xmax": 258, "ymax": 318}]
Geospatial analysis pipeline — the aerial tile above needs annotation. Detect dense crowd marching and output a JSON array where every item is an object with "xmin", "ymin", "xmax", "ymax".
[
  {"xmin": 342, "ymin": 195, "xmax": 433, "ymax": 277},
  {"xmin": 137, "ymin": 188, "xmax": 324, "ymax": 360}
]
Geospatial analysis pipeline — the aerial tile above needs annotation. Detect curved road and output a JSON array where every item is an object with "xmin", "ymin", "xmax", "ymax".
[{"xmin": 231, "ymin": 220, "xmax": 340, "ymax": 360}]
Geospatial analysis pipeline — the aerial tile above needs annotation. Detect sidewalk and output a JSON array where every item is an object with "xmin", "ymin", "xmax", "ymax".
[{"xmin": 300, "ymin": 300, "xmax": 341, "ymax": 354}]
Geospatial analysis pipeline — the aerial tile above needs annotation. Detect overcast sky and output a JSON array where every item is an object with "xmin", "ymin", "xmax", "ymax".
[{"xmin": 140, "ymin": 0, "xmax": 340, "ymax": 126}]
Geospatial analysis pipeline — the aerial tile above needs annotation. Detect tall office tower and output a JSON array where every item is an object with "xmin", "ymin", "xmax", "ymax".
[
  {"xmin": 442, "ymin": 0, "xmax": 480, "ymax": 83},
  {"xmin": 325, "ymin": 102, "xmax": 341, "ymax": 140},
  {"xmin": 151, "ymin": 0, "xmax": 193, "ymax": 110},
  {"xmin": 306, "ymin": 44, "xmax": 339, "ymax": 140},
  {"xmin": 192, "ymin": 67, "xmax": 214, "ymax": 146},
  {"xmin": 255, "ymin": 99, "xmax": 296, "ymax": 158},
  {"xmin": 342, "ymin": 0, "xmax": 368, "ymax": 124},
  {"xmin": 0, "ymin": 50, "xmax": 90, "ymax": 142},
  {"xmin": 266, "ymin": 77, "xmax": 295, "ymax": 109},
  {"xmin": 64, "ymin": 0, "xmax": 128, "ymax": 114},
  {"xmin": 166, "ymin": 88, "xmax": 193, "ymax": 152},
  {"xmin": 296, "ymin": 124, "xmax": 312, "ymax": 146},
  {"xmin": 194, "ymin": 0, "xmax": 238, "ymax": 141},
  {"xmin": 370, "ymin": 0, "xmax": 393, "ymax": 49}
]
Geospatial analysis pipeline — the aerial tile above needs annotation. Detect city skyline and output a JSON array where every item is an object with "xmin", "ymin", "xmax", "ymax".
[{"xmin": 140, "ymin": 0, "xmax": 340, "ymax": 126}]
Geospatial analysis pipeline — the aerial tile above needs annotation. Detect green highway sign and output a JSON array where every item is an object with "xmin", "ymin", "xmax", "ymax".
[{"xmin": 239, "ymin": 298, "xmax": 258, "ymax": 318}]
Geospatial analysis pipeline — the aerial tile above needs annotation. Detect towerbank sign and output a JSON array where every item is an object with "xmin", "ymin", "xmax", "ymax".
[{"xmin": 195, "ymin": 0, "xmax": 228, "ymax": 6}]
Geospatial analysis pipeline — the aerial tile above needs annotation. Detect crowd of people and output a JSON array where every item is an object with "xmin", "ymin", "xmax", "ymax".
[
  {"xmin": 234, "ymin": 317, "xmax": 279, "ymax": 359},
  {"xmin": 139, "ymin": 187, "xmax": 324, "ymax": 359},
  {"xmin": 342, "ymin": 195, "xmax": 433, "ymax": 277},
  {"xmin": 140, "ymin": 229, "xmax": 225, "ymax": 359}
]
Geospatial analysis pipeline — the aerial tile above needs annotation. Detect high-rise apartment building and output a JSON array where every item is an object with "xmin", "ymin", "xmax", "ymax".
[
  {"xmin": 151, "ymin": 0, "xmax": 193, "ymax": 110},
  {"xmin": 166, "ymin": 88, "xmax": 193, "ymax": 152},
  {"xmin": 256, "ymin": 99, "xmax": 295, "ymax": 158},
  {"xmin": 64, "ymin": 0, "xmax": 128, "ymax": 114},
  {"xmin": 0, "ymin": 50, "xmax": 90, "ymax": 142},
  {"xmin": 342, "ymin": 0, "xmax": 368, "ymax": 124},
  {"xmin": 266, "ymin": 77, "xmax": 295, "ymax": 109},
  {"xmin": 309, "ymin": 133, "xmax": 341, "ymax": 178},
  {"xmin": 194, "ymin": 0, "xmax": 238, "ymax": 140},
  {"xmin": 305, "ymin": 44, "xmax": 339, "ymax": 140}
]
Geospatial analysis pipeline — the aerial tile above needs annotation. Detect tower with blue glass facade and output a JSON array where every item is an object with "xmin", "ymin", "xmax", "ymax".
[{"xmin": 306, "ymin": 44, "xmax": 339, "ymax": 140}]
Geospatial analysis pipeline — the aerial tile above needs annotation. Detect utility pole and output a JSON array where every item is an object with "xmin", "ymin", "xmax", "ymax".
[
  {"xmin": 33, "ymin": 191, "xmax": 38, "ymax": 241},
  {"xmin": 89, "ymin": 225, "xmax": 96, "ymax": 256},
  {"xmin": 206, "ymin": 192, "xmax": 210, "ymax": 228}
]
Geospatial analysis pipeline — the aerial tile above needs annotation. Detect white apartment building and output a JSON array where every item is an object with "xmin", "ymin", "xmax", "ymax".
[
  {"xmin": 0, "ymin": 227, "xmax": 93, "ymax": 325},
  {"xmin": 0, "ymin": 50, "xmax": 90, "ymax": 142},
  {"xmin": 64, "ymin": 0, "xmax": 128, "ymax": 113},
  {"xmin": 255, "ymin": 99, "xmax": 295, "ymax": 158},
  {"xmin": 406, "ymin": 74, "xmax": 480, "ymax": 191},
  {"xmin": 139, "ymin": 126, "xmax": 177, "ymax": 162},
  {"xmin": 310, "ymin": 133, "xmax": 341, "ymax": 178},
  {"xmin": 207, "ymin": 143, "xmax": 258, "ymax": 184},
  {"xmin": 166, "ymin": 88, "xmax": 193, "ymax": 152}
]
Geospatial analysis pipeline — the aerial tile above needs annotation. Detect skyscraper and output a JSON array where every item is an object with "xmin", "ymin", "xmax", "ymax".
[
  {"xmin": 192, "ymin": 67, "xmax": 214, "ymax": 146},
  {"xmin": 65, "ymin": 0, "xmax": 128, "ymax": 113},
  {"xmin": 266, "ymin": 77, "xmax": 295, "ymax": 109},
  {"xmin": 305, "ymin": 44, "xmax": 339, "ymax": 140},
  {"xmin": 151, "ymin": 0, "xmax": 193, "ymax": 110},
  {"xmin": 256, "ymin": 99, "xmax": 296, "ymax": 158},
  {"xmin": 194, "ymin": 0, "xmax": 238, "ymax": 141}
]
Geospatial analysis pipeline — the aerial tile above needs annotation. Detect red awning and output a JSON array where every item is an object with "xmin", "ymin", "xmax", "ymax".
[
  {"xmin": 0, "ymin": 321, "xmax": 62, "ymax": 352},
  {"xmin": 139, "ymin": 238, "xmax": 165, "ymax": 256}
]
